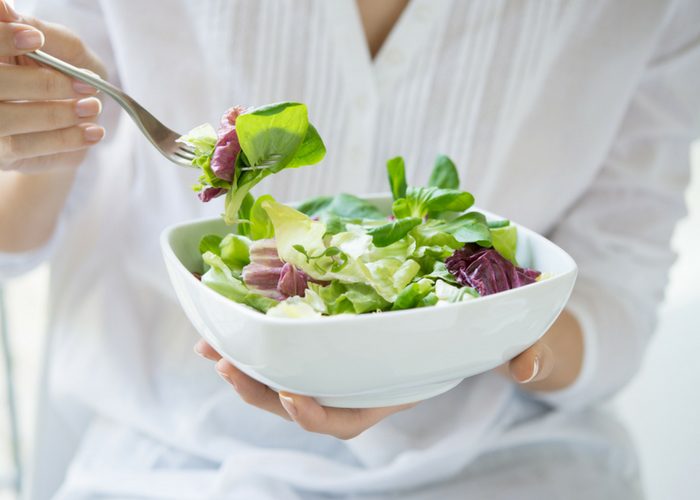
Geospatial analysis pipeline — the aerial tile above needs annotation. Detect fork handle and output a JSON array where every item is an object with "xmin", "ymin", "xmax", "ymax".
[
  {"xmin": 25, "ymin": 50, "xmax": 182, "ymax": 160},
  {"xmin": 25, "ymin": 50, "xmax": 132, "ymax": 108}
]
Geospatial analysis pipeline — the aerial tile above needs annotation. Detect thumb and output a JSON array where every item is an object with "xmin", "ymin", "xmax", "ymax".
[
  {"xmin": 508, "ymin": 341, "xmax": 554, "ymax": 384},
  {"xmin": 3, "ymin": 1, "xmax": 105, "ymax": 75}
]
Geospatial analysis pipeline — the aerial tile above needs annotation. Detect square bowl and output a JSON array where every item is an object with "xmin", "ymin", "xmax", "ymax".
[{"xmin": 161, "ymin": 195, "xmax": 577, "ymax": 407}]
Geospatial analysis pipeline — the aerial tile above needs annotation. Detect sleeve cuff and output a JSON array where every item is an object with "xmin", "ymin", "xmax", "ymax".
[
  {"xmin": 0, "ymin": 217, "xmax": 65, "ymax": 283},
  {"xmin": 0, "ymin": 161, "xmax": 94, "ymax": 283}
]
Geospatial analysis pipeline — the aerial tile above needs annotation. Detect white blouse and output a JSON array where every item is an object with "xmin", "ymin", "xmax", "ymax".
[{"xmin": 4, "ymin": 0, "xmax": 700, "ymax": 498}]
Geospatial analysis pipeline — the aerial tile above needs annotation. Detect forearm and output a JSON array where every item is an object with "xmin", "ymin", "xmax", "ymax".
[{"xmin": 0, "ymin": 167, "xmax": 77, "ymax": 252}]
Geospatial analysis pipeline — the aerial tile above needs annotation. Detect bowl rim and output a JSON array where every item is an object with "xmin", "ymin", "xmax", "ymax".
[{"xmin": 160, "ymin": 194, "xmax": 578, "ymax": 326}]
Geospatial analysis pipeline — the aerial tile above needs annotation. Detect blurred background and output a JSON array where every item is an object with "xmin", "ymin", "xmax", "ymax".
[{"xmin": 1, "ymin": 143, "xmax": 698, "ymax": 499}]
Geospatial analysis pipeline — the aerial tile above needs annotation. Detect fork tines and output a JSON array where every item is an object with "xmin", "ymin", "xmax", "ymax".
[
  {"xmin": 174, "ymin": 147, "xmax": 196, "ymax": 162},
  {"xmin": 239, "ymin": 154, "xmax": 283, "ymax": 172}
]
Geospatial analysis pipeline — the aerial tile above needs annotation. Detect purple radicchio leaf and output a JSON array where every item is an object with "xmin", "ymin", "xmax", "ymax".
[
  {"xmin": 198, "ymin": 187, "xmax": 227, "ymax": 202},
  {"xmin": 242, "ymin": 239, "xmax": 285, "ymax": 300},
  {"xmin": 277, "ymin": 263, "xmax": 309, "ymax": 298},
  {"xmin": 210, "ymin": 106, "xmax": 246, "ymax": 183},
  {"xmin": 445, "ymin": 243, "xmax": 541, "ymax": 296},
  {"xmin": 241, "ymin": 239, "xmax": 311, "ymax": 300}
]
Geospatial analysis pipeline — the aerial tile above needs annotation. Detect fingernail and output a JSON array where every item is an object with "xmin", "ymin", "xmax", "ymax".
[
  {"xmin": 73, "ymin": 81, "xmax": 97, "ymax": 95},
  {"xmin": 83, "ymin": 126, "xmax": 104, "ymax": 143},
  {"xmin": 519, "ymin": 356, "xmax": 540, "ymax": 384},
  {"xmin": 217, "ymin": 370, "xmax": 238, "ymax": 391},
  {"xmin": 14, "ymin": 29, "xmax": 44, "ymax": 50},
  {"xmin": 75, "ymin": 97, "xmax": 101, "ymax": 118},
  {"xmin": 279, "ymin": 393, "xmax": 298, "ymax": 418},
  {"xmin": 193, "ymin": 342, "xmax": 204, "ymax": 357},
  {"xmin": 215, "ymin": 359, "xmax": 239, "ymax": 390}
]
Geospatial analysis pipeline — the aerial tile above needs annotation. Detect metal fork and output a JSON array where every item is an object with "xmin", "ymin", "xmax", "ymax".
[{"xmin": 25, "ymin": 50, "xmax": 196, "ymax": 167}]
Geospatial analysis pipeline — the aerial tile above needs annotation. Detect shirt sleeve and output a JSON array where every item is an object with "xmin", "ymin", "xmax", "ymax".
[
  {"xmin": 0, "ymin": 0, "xmax": 120, "ymax": 282},
  {"xmin": 533, "ymin": 0, "xmax": 700, "ymax": 410}
]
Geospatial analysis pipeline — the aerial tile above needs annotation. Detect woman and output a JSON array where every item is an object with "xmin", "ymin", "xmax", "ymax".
[{"xmin": 1, "ymin": 0, "xmax": 698, "ymax": 498}]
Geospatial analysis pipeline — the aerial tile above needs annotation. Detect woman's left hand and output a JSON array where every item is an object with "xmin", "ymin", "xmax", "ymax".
[
  {"xmin": 194, "ymin": 339, "xmax": 417, "ymax": 440},
  {"xmin": 499, "ymin": 309, "xmax": 584, "ymax": 392}
]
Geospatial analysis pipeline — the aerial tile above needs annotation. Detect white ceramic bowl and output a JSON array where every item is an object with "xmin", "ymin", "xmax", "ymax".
[{"xmin": 161, "ymin": 195, "xmax": 577, "ymax": 408}]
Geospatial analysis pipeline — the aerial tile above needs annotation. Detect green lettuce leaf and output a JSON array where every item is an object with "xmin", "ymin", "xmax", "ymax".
[
  {"xmin": 219, "ymin": 234, "xmax": 251, "ymax": 272},
  {"xmin": 428, "ymin": 155, "xmax": 459, "ymax": 190},
  {"xmin": 490, "ymin": 224, "xmax": 519, "ymax": 265},
  {"xmin": 200, "ymin": 252, "xmax": 277, "ymax": 313},
  {"xmin": 262, "ymin": 199, "xmax": 328, "ymax": 274},
  {"xmin": 178, "ymin": 124, "xmax": 217, "ymax": 156},
  {"xmin": 324, "ymin": 194, "xmax": 385, "ymax": 220},
  {"xmin": 199, "ymin": 234, "xmax": 223, "ymax": 257},
  {"xmin": 181, "ymin": 102, "xmax": 326, "ymax": 225},
  {"xmin": 363, "ymin": 258, "xmax": 421, "ymax": 302},
  {"xmin": 310, "ymin": 281, "xmax": 390, "ymax": 315},
  {"xmin": 235, "ymin": 192, "xmax": 255, "ymax": 237},
  {"xmin": 266, "ymin": 297, "xmax": 322, "ymax": 318},
  {"xmin": 386, "ymin": 156, "xmax": 407, "ymax": 200},
  {"xmin": 249, "ymin": 194, "xmax": 276, "ymax": 240},
  {"xmin": 366, "ymin": 217, "xmax": 421, "ymax": 247},
  {"xmin": 392, "ymin": 186, "xmax": 474, "ymax": 219},
  {"xmin": 433, "ymin": 212, "xmax": 491, "ymax": 246},
  {"xmin": 286, "ymin": 124, "xmax": 326, "ymax": 168},
  {"xmin": 392, "ymin": 278, "xmax": 434, "ymax": 310},
  {"xmin": 434, "ymin": 279, "xmax": 478, "ymax": 303},
  {"xmin": 296, "ymin": 196, "xmax": 333, "ymax": 216}
]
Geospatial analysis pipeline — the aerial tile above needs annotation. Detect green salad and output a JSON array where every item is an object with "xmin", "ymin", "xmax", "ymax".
[{"xmin": 178, "ymin": 102, "xmax": 542, "ymax": 318}]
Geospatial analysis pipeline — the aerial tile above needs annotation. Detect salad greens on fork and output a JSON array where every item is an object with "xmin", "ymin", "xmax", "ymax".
[{"xmin": 178, "ymin": 102, "xmax": 543, "ymax": 319}]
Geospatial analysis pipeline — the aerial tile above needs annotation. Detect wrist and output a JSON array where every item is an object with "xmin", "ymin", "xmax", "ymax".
[{"xmin": 0, "ymin": 166, "xmax": 78, "ymax": 252}]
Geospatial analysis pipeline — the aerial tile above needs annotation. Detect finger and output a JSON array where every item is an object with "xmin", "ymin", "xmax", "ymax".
[
  {"xmin": 0, "ymin": 97, "xmax": 101, "ymax": 136},
  {"xmin": 1, "ymin": 123, "xmax": 104, "ymax": 165},
  {"xmin": 193, "ymin": 339, "xmax": 222, "ymax": 361},
  {"xmin": 0, "ymin": 22, "xmax": 44, "ymax": 56},
  {"xmin": 0, "ymin": 1, "xmax": 19, "ymax": 23},
  {"xmin": 278, "ymin": 393, "xmax": 416, "ymax": 440},
  {"xmin": 215, "ymin": 359, "xmax": 291, "ymax": 421},
  {"xmin": 0, "ymin": 64, "xmax": 98, "ymax": 101},
  {"xmin": 7, "ymin": 10, "xmax": 103, "ymax": 74},
  {"xmin": 11, "ymin": 149, "xmax": 89, "ymax": 174},
  {"xmin": 508, "ymin": 341, "xmax": 555, "ymax": 384}
]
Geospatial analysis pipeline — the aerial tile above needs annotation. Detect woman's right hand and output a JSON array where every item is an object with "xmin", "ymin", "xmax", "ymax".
[{"xmin": 0, "ymin": 0, "xmax": 107, "ymax": 174}]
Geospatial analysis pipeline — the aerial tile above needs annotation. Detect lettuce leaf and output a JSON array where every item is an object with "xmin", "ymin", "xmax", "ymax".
[
  {"xmin": 386, "ymin": 156, "xmax": 408, "ymax": 200},
  {"xmin": 248, "ymin": 194, "xmax": 276, "ymax": 240},
  {"xmin": 199, "ymin": 234, "xmax": 250, "ymax": 274},
  {"xmin": 392, "ymin": 278, "xmax": 434, "ymax": 310},
  {"xmin": 219, "ymin": 234, "xmax": 251, "ymax": 272},
  {"xmin": 490, "ymin": 224, "xmax": 518, "ymax": 265},
  {"xmin": 309, "ymin": 281, "xmax": 390, "ymax": 315},
  {"xmin": 180, "ymin": 102, "xmax": 326, "ymax": 225},
  {"xmin": 366, "ymin": 217, "xmax": 421, "ymax": 247},
  {"xmin": 428, "ymin": 155, "xmax": 460, "ymax": 190},
  {"xmin": 201, "ymin": 252, "xmax": 277, "ymax": 313},
  {"xmin": 434, "ymin": 279, "xmax": 478, "ymax": 303},
  {"xmin": 267, "ymin": 297, "xmax": 322, "ymax": 318}
]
